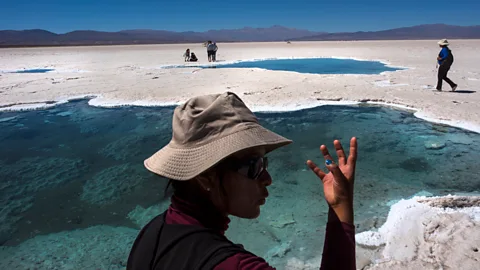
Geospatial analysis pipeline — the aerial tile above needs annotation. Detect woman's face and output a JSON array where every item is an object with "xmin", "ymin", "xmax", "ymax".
[{"xmin": 210, "ymin": 147, "xmax": 272, "ymax": 219}]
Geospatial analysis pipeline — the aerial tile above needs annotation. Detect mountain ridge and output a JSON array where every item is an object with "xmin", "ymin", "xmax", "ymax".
[
  {"xmin": 288, "ymin": 24, "xmax": 480, "ymax": 41},
  {"xmin": 1, "ymin": 24, "xmax": 479, "ymax": 47}
]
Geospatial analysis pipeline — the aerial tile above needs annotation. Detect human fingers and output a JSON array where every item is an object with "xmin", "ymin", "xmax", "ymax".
[
  {"xmin": 347, "ymin": 137, "xmax": 358, "ymax": 167},
  {"xmin": 321, "ymin": 145, "xmax": 346, "ymax": 181},
  {"xmin": 334, "ymin": 140, "xmax": 346, "ymax": 165},
  {"xmin": 324, "ymin": 157, "xmax": 345, "ymax": 181},
  {"xmin": 320, "ymin": 145, "xmax": 335, "ymax": 163},
  {"xmin": 306, "ymin": 160, "xmax": 326, "ymax": 181}
]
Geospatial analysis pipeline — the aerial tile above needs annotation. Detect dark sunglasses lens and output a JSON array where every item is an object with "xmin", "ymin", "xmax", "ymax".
[
  {"xmin": 249, "ymin": 157, "xmax": 266, "ymax": 179},
  {"xmin": 247, "ymin": 160, "xmax": 256, "ymax": 179}
]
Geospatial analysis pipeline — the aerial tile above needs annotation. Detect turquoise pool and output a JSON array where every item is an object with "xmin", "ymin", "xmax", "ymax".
[
  {"xmin": 190, "ymin": 58, "xmax": 401, "ymax": 74},
  {"xmin": 0, "ymin": 99, "xmax": 478, "ymax": 269}
]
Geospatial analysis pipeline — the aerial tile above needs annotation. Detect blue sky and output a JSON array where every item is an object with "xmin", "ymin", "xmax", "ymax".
[{"xmin": 2, "ymin": 0, "xmax": 479, "ymax": 33}]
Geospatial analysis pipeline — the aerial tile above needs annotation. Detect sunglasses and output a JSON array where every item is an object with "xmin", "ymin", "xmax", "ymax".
[{"xmin": 229, "ymin": 156, "xmax": 268, "ymax": 180}]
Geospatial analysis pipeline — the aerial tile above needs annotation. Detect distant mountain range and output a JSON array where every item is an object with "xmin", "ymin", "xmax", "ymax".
[
  {"xmin": 0, "ymin": 25, "xmax": 322, "ymax": 47},
  {"xmin": 289, "ymin": 24, "xmax": 480, "ymax": 41},
  {"xmin": 1, "ymin": 24, "xmax": 479, "ymax": 47}
]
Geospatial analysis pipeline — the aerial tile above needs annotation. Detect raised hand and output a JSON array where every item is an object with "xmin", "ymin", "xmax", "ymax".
[{"xmin": 306, "ymin": 137, "xmax": 358, "ymax": 223}]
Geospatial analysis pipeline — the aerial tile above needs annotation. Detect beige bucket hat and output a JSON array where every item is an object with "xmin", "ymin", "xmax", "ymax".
[
  {"xmin": 144, "ymin": 92, "xmax": 292, "ymax": 181},
  {"xmin": 438, "ymin": 39, "xmax": 449, "ymax": 46}
]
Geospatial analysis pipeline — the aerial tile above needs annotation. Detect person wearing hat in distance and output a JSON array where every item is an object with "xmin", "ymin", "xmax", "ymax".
[
  {"xmin": 127, "ymin": 92, "xmax": 357, "ymax": 270},
  {"xmin": 436, "ymin": 39, "xmax": 458, "ymax": 91}
]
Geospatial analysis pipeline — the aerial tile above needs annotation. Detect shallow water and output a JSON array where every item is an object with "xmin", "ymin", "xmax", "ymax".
[
  {"xmin": 7, "ymin": 68, "xmax": 55, "ymax": 73},
  {"xmin": 0, "ymin": 100, "xmax": 479, "ymax": 268},
  {"xmin": 180, "ymin": 58, "xmax": 400, "ymax": 74}
]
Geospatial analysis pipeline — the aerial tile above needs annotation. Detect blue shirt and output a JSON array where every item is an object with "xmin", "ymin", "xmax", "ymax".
[
  {"xmin": 207, "ymin": 43, "xmax": 216, "ymax": 51},
  {"xmin": 438, "ymin": 47, "xmax": 449, "ymax": 65}
]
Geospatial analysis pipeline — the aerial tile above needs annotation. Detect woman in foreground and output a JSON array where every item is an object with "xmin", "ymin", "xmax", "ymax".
[{"xmin": 127, "ymin": 92, "xmax": 357, "ymax": 270}]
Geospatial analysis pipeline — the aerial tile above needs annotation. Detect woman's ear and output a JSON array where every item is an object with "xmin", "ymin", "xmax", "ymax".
[
  {"xmin": 196, "ymin": 169, "xmax": 217, "ymax": 192},
  {"xmin": 197, "ymin": 167, "xmax": 230, "ymax": 214}
]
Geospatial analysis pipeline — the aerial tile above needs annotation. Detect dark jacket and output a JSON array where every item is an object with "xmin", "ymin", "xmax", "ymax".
[{"xmin": 127, "ymin": 195, "xmax": 356, "ymax": 270}]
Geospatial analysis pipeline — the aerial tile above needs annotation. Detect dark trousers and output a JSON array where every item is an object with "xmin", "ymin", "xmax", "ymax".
[
  {"xmin": 207, "ymin": 50, "xmax": 214, "ymax": 61},
  {"xmin": 436, "ymin": 64, "xmax": 456, "ymax": 90}
]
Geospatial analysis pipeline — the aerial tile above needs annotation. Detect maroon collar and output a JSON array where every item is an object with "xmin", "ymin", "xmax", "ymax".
[{"xmin": 169, "ymin": 195, "xmax": 230, "ymax": 235}]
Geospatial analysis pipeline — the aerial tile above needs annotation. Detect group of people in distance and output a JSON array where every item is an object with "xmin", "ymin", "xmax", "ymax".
[
  {"xmin": 183, "ymin": 40, "xmax": 218, "ymax": 62},
  {"xmin": 183, "ymin": 48, "xmax": 198, "ymax": 62}
]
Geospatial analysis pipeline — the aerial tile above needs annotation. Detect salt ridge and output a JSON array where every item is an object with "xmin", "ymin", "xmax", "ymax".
[
  {"xmin": 1, "ymin": 94, "xmax": 480, "ymax": 134},
  {"xmin": 0, "ymin": 53, "xmax": 477, "ymax": 133},
  {"xmin": 355, "ymin": 195, "xmax": 480, "ymax": 269}
]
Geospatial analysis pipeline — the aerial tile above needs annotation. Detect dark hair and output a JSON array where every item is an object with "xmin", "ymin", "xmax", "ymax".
[
  {"xmin": 163, "ymin": 179, "xmax": 174, "ymax": 198},
  {"xmin": 163, "ymin": 163, "xmax": 229, "ymax": 200},
  {"xmin": 163, "ymin": 180, "xmax": 184, "ymax": 198}
]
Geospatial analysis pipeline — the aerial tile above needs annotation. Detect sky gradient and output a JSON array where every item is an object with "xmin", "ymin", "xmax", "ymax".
[{"xmin": 2, "ymin": 0, "xmax": 480, "ymax": 33}]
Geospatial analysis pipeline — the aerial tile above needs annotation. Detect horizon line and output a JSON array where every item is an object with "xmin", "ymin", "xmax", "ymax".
[{"xmin": 2, "ymin": 23, "xmax": 480, "ymax": 35}]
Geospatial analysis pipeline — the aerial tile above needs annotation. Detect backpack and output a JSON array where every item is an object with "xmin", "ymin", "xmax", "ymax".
[
  {"xmin": 127, "ymin": 211, "xmax": 255, "ymax": 270},
  {"xmin": 446, "ymin": 47, "xmax": 454, "ymax": 65}
]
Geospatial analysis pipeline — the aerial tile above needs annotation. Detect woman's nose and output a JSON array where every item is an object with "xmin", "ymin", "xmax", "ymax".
[{"xmin": 258, "ymin": 170, "xmax": 272, "ymax": 186}]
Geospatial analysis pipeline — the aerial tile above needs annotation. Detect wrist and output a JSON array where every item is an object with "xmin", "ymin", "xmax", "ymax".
[{"xmin": 329, "ymin": 203, "xmax": 354, "ymax": 225}]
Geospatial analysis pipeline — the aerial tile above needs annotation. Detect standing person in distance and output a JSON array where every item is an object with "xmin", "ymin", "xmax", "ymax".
[
  {"xmin": 212, "ymin": 42, "xmax": 218, "ymax": 62},
  {"xmin": 207, "ymin": 41, "xmax": 216, "ymax": 62}
]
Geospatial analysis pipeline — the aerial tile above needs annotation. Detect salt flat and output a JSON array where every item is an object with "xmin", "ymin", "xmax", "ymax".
[
  {"xmin": 1, "ymin": 40, "xmax": 480, "ymax": 132},
  {"xmin": 1, "ymin": 41, "xmax": 480, "ymax": 270}
]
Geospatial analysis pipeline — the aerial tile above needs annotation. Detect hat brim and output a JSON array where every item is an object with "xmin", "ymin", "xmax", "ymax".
[
  {"xmin": 144, "ymin": 125, "xmax": 292, "ymax": 181},
  {"xmin": 438, "ymin": 41, "xmax": 449, "ymax": 46}
]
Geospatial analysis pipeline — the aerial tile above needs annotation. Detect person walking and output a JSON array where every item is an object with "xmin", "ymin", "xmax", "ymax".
[{"xmin": 436, "ymin": 39, "xmax": 457, "ymax": 91}]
